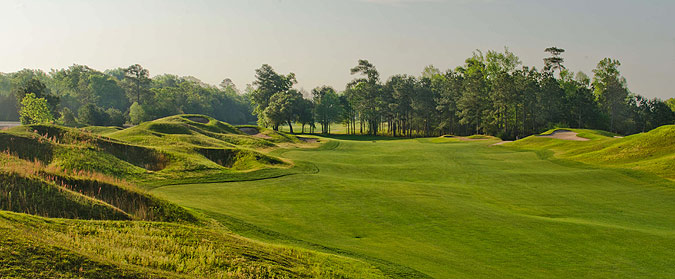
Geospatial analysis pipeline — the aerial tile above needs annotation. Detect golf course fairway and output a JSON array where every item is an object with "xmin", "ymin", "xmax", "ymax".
[{"xmin": 152, "ymin": 137, "xmax": 675, "ymax": 278}]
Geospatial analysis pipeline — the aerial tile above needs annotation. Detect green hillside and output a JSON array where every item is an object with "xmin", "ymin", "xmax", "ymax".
[
  {"xmin": 0, "ymin": 115, "xmax": 312, "ymax": 187},
  {"xmin": 0, "ymin": 116, "xmax": 387, "ymax": 278},
  {"xmin": 506, "ymin": 126, "xmax": 675, "ymax": 180}
]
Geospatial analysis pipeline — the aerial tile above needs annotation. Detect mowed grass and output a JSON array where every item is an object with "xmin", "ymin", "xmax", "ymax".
[{"xmin": 153, "ymin": 137, "xmax": 675, "ymax": 278}]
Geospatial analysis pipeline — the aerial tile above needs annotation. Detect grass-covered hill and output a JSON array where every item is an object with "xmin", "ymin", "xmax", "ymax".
[
  {"xmin": 0, "ymin": 114, "xmax": 311, "ymax": 187},
  {"xmin": 505, "ymin": 126, "xmax": 675, "ymax": 180},
  {"xmin": 0, "ymin": 115, "xmax": 386, "ymax": 278}
]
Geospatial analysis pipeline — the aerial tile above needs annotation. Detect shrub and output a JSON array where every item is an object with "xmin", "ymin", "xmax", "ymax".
[
  {"xmin": 19, "ymin": 93, "xmax": 54, "ymax": 125},
  {"xmin": 129, "ymin": 102, "xmax": 146, "ymax": 125}
]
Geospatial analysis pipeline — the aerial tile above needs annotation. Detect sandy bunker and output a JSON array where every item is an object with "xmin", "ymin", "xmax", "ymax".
[
  {"xmin": 185, "ymin": 116, "xmax": 209, "ymax": 124},
  {"xmin": 536, "ymin": 130, "xmax": 589, "ymax": 141},
  {"xmin": 238, "ymin": 127, "xmax": 273, "ymax": 139}
]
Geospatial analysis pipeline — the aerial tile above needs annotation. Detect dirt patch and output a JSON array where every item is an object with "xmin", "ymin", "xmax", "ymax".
[
  {"xmin": 537, "ymin": 130, "xmax": 589, "ymax": 141},
  {"xmin": 297, "ymin": 137, "xmax": 318, "ymax": 143},
  {"xmin": 443, "ymin": 135, "xmax": 489, "ymax": 141},
  {"xmin": 254, "ymin": 133, "xmax": 273, "ymax": 139},
  {"xmin": 239, "ymin": 127, "xmax": 259, "ymax": 135},
  {"xmin": 185, "ymin": 116, "xmax": 209, "ymax": 124},
  {"xmin": 491, "ymin": 141, "xmax": 513, "ymax": 146}
]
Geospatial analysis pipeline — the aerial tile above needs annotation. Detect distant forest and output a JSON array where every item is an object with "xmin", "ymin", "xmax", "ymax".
[
  {"xmin": 2, "ymin": 47, "xmax": 674, "ymax": 139},
  {"xmin": 0, "ymin": 64, "xmax": 255, "ymax": 126}
]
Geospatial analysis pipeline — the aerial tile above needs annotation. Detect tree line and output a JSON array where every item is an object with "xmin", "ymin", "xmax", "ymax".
[
  {"xmin": 0, "ymin": 64, "xmax": 254, "ymax": 126},
  {"xmin": 251, "ymin": 48, "xmax": 675, "ymax": 139},
  {"xmin": 2, "ymin": 48, "xmax": 673, "ymax": 138}
]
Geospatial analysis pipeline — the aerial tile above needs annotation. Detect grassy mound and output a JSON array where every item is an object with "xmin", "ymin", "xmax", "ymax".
[
  {"xmin": 506, "ymin": 126, "xmax": 675, "ymax": 180},
  {"xmin": 104, "ymin": 115, "xmax": 298, "ymax": 185},
  {"xmin": 236, "ymin": 124, "xmax": 303, "ymax": 143},
  {"xmin": 1, "ymin": 124, "xmax": 169, "ymax": 175},
  {"xmin": 0, "ymin": 152, "xmax": 195, "ymax": 222},
  {"xmin": 0, "ymin": 172, "xmax": 130, "ymax": 220},
  {"xmin": 0, "ymin": 115, "xmax": 305, "ymax": 186}
]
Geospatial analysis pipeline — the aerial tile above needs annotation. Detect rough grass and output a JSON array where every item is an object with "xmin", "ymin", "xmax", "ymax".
[
  {"xmin": 154, "ymin": 135, "xmax": 675, "ymax": 279},
  {"xmin": 0, "ymin": 152, "xmax": 196, "ymax": 222},
  {"xmin": 0, "ymin": 211, "xmax": 387, "ymax": 279},
  {"xmin": 0, "ymin": 171, "xmax": 131, "ymax": 220}
]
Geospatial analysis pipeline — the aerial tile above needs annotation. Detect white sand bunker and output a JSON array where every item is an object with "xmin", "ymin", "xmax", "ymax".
[{"xmin": 537, "ymin": 130, "xmax": 589, "ymax": 141}]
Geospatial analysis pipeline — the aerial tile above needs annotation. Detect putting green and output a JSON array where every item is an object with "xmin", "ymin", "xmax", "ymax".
[{"xmin": 152, "ymin": 138, "xmax": 675, "ymax": 278}]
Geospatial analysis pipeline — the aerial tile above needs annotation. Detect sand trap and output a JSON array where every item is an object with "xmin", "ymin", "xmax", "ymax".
[
  {"xmin": 536, "ymin": 130, "xmax": 589, "ymax": 141},
  {"xmin": 185, "ymin": 116, "xmax": 209, "ymax": 124},
  {"xmin": 239, "ymin": 127, "xmax": 273, "ymax": 139},
  {"xmin": 239, "ymin": 127, "xmax": 259, "ymax": 135},
  {"xmin": 297, "ymin": 137, "xmax": 318, "ymax": 143}
]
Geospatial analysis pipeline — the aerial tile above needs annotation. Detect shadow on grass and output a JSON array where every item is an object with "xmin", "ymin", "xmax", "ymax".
[{"xmin": 298, "ymin": 133, "xmax": 411, "ymax": 141}]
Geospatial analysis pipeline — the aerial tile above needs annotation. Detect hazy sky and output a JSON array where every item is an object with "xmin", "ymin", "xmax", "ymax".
[{"xmin": 1, "ymin": 0, "xmax": 674, "ymax": 99}]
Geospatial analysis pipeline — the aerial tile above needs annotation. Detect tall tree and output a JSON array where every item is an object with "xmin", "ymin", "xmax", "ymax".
[
  {"xmin": 263, "ymin": 89, "xmax": 303, "ymax": 132},
  {"xmin": 593, "ymin": 58, "xmax": 630, "ymax": 132},
  {"xmin": 312, "ymin": 86, "xmax": 341, "ymax": 134},
  {"xmin": 123, "ymin": 64, "xmax": 151, "ymax": 104},
  {"xmin": 560, "ymin": 70, "xmax": 599, "ymax": 128},
  {"xmin": 543, "ymin": 47, "xmax": 566, "ymax": 75},
  {"xmin": 457, "ymin": 55, "xmax": 490, "ymax": 134},
  {"xmin": 297, "ymin": 98, "xmax": 315, "ymax": 133},
  {"xmin": 348, "ymin": 60, "xmax": 382, "ymax": 135},
  {"xmin": 251, "ymin": 64, "xmax": 296, "ymax": 128}
]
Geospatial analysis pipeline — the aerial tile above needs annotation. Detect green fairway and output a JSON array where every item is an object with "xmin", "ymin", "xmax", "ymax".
[{"xmin": 152, "ymin": 137, "xmax": 675, "ymax": 278}]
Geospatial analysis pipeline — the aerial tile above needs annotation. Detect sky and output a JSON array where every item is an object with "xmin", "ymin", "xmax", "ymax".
[{"xmin": 1, "ymin": 0, "xmax": 674, "ymax": 99}]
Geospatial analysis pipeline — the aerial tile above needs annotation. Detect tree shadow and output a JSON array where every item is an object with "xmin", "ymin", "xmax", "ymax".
[{"xmin": 316, "ymin": 134, "xmax": 410, "ymax": 141}]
